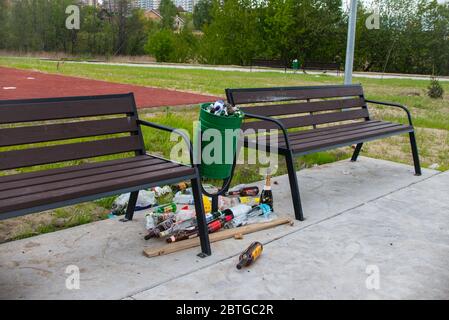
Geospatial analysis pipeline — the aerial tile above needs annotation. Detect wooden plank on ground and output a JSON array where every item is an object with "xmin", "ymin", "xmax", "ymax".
[{"xmin": 143, "ymin": 218, "xmax": 293, "ymax": 258}]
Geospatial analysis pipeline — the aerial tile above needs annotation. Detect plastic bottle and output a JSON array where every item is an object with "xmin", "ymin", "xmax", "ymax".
[
  {"xmin": 173, "ymin": 192, "xmax": 194, "ymax": 205},
  {"xmin": 239, "ymin": 196, "xmax": 260, "ymax": 206},
  {"xmin": 175, "ymin": 206, "xmax": 196, "ymax": 223},
  {"xmin": 145, "ymin": 212, "xmax": 156, "ymax": 230},
  {"xmin": 247, "ymin": 203, "xmax": 272, "ymax": 218},
  {"xmin": 153, "ymin": 202, "xmax": 177, "ymax": 214}
]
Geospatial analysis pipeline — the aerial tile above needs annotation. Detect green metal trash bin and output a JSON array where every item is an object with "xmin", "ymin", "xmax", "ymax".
[
  {"xmin": 292, "ymin": 59, "xmax": 299, "ymax": 70},
  {"xmin": 198, "ymin": 103, "xmax": 244, "ymax": 180}
]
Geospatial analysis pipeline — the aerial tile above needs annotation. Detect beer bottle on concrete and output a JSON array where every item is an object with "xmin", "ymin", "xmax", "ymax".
[{"xmin": 236, "ymin": 241, "xmax": 264, "ymax": 269}]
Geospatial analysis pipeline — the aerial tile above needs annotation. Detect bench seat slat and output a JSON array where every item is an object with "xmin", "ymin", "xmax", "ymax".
[
  {"xmin": 242, "ymin": 109, "xmax": 369, "ymax": 131},
  {"xmin": 240, "ymin": 98, "xmax": 365, "ymax": 116},
  {"xmin": 0, "ymin": 135, "xmax": 142, "ymax": 170},
  {"xmin": 0, "ymin": 156, "xmax": 165, "ymax": 192},
  {"xmin": 0, "ymin": 94, "xmax": 135, "ymax": 124},
  {"xmin": 0, "ymin": 117, "xmax": 138, "ymax": 147},
  {"xmin": 284, "ymin": 122, "xmax": 402, "ymax": 146},
  {"xmin": 0, "ymin": 155, "xmax": 194, "ymax": 215},
  {"xmin": 0, "ymin": 161, "xmax": 180, "ymax": 200},
  {"xmin": 246, "ymin": 121, "xmax": 396, "ymax": 147},
  {"xmin": 244, "ymin": 121, "xmax": 412, "ymax": 152},
  {"xmin": 0, "ymin": 156, "xmax": 148, "ymax": 183},
  {"xmin": 284, "ymin": 120, "xmax": 383, "ymax": 141},
  {"xmin": 289, "ymin": 124, "xmax": 412, "ymax": 154}
]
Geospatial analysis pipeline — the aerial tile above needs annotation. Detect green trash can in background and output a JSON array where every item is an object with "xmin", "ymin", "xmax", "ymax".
[
  {"xmin": 292, "ymin": 59, "xmax": 299, "ymax": 70},
  {"xmin": 198, "ymin": 103, "xmax": 244, "ymax": 180}
]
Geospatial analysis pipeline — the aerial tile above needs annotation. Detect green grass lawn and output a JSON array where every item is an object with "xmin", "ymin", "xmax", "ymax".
[{"xmin": 0, "ymin": 56, "xmax": 448, "ymax": 242}]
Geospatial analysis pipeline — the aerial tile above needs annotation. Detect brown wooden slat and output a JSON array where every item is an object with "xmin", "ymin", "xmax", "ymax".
[
  {"xmin": 0, "ymin": 165, "xmax": 195, "ymax": 214},
  {"xmin": 0, "ymin": 95, "xmax": 134, "ymax": 124},
  {"xmin": 240, "ymin": 98, "xmax": 365, "ymax": 116},
  {"xmin": 285, "ymin": 120, "xmax": 383, "ymax": 140},
  {"xmin": 0, "ymin": 117, "xmax": 138, "ymax": 147},
  {"xmin": 290, "ymin": 125, "xmax": 412, "ymax": 153},
  {"xmin": 0, "ymin": 155, "xmax": 148, "ymax": 183},
  {"xmin": 242, "ymin": 109, "xmax": 369, "ymax": 131},
  {"xmin": 229, "ymin": 85, "xmax": 363, "ymax": 104},
  {"xmin": 285, "ymin": 121, "xmax": 397, "ymax": 143},
  {"xmin": 283, "ymin": 122, "xmax": 405, "ymax": 147},
  {"xmin": 0, "ymin": 136, "xmax": 141, "ymax": 170},
  {"xmin": 245, "ymin": 121, "xmax": 388, "ymax": 147},
  {"xmin": 244, "ymin": 120, "xmax": 379, "ymax": 139},
  {"xmin": 0, "ymin": 156, "xmax": 165, "ymax": 192},
  {"xmin": 0, "ymin": 161, "xmax": 180, "ymax": 200}
]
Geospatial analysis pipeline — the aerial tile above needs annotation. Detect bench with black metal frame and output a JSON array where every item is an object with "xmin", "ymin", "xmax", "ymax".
[
  {"xmin": 226, "ymin": 84, "xmax": 421, "ymax": 221},
  {"xmin": 302, "ymin": 61, "xmax": 341, "ymax": 75},
  {"xmin": 0, "ymin": 93, "xmax": 211, "ymax": 257},
  {"xmin": 250, "ymin": 59, "xmax": 289, "ymax": 73}
]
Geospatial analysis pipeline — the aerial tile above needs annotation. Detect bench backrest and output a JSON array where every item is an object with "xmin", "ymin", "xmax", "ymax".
[
  {"xmin": 226, "ymin": 85, "xmax": 369, "ymax": 132},
  {"xmin": 0, "ymin": 93, "xmax": 145, "ymax": 171},
  {"xmin": 303, "ymin": 62, "xmax": 341, "ymax": 71},
  {"xmin": 251, "ymin": 59, "xmax": 288, "ymax": 69}
]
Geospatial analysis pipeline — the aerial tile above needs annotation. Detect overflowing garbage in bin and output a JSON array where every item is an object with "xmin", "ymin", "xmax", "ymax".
[
  {"xmin": 203, "ymin": 100, "xmax": 243, "ymax": 118},
  {"xmin": 199, "ymin": 100, "xmax": 245, "ymax": 180}
]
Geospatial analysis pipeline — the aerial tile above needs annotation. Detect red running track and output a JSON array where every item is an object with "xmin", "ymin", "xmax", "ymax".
[{"xmin": 0, "ymin": 67, "xmax": 218, "ymax": 108}]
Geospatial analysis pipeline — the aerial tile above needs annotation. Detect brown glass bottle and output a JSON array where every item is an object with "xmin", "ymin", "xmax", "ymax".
[
  {"xmin": 236, "ymin": 241, "xmax": 264, "ymax": 269},
  {"xmin": 227, "ymin": 186, "xmax": 259, "ymax": 197}
]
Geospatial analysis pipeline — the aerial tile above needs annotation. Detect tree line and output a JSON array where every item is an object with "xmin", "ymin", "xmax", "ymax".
[{"xmin": 0, "ymin": 0, "xmax": 448, "ymax": 76}]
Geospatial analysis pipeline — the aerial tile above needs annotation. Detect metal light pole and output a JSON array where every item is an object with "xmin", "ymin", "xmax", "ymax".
[{"xmin": 344, "ymin": 0, "xmax": 358, "ymax": 85}]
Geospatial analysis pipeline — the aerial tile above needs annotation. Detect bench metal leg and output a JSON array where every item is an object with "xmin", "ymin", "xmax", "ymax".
[
  {"xmin": 121, "ymin": 191, "xmax": 139, "ymax": 222},
  {"xmin": 351, "ymin": 143, "xmax": 363, "ymax": 162},
  {"xmin": 191, "ymin": 175, "xmax": 212, "ymax": 257},
  {"xmin": 409, "ymin": 131, "xmax": 422, "ymax": 176},
  {"xmin": 211, "ymin": 195, "xmax": 219, "ymax": 213},
  {"xmin": 285, "ymin": 152, "xmax": 304, "ymax": 221}
]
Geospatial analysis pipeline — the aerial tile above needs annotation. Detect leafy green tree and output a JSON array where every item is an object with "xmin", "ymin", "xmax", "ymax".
[
  {"xmin": 145, "ymin": 28, "xmax": 198, "ymax": 63},
  {"xmin": 0, "ymin": 0, "xmax": 448, "ymax": 76},
  {"xmin": 193, "ymin": 0, "xmax": 213, "ymax": 31},
  {"xmin": 145, "ymin": 29, "xmax": 176, "ymax": 61},
  {"xmin": 201, "ymin": 0, "xmax": 262, "ymax": 65},
  {"xmin": 125, "ymin": 9, "xmax": 155, "ymax": 55},
  {"xmin": 0, "ymin": 0, "xmax": 10, "ymax": 48},
  {"xmin": 160, "ymin": 0, "xmax": 178, "ymax": 30}
]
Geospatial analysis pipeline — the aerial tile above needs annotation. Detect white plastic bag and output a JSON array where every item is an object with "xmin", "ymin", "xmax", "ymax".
[{"xmin": 112, "ymin": 190, "xmax": 156, "ymax": 214}]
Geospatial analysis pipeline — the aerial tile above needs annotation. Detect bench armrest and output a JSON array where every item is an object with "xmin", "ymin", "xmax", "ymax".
[
  {"xmin": 244, "ymin": 112, "xmax": 292, "ymax": 150},
  {"xmin": 137, "ymin": 119, "xmax": 194, "ymax": 167},
  {"xmin": 365, "ymin": 99, "xmax": 414, "ymax": 127}
]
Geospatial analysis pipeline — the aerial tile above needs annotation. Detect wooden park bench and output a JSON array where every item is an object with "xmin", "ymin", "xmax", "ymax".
[
  {"xmin": 302, "ymin": 61, "xmax": 341, "ymax": 75},
  {"xmin": 0, "ymin": 93, "xmax": 211, "ymax": 257},
  {"xmin": 250, "ymin": 59, "xmax": 289, "ymax": 73},
  {"xmin": 226, "ymin": 84, "xmax": 421, "ymax": 221}
]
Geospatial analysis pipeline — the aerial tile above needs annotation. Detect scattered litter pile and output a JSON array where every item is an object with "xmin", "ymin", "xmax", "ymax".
[{"xmin": 111, "ymin": 174, "xmax": 276, "ymax": 246}]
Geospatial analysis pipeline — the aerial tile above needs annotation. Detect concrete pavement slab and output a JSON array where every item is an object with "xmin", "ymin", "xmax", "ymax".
[
  {"xmin": 0, "ymin": 157, "xmax": 439, "ymax": 299},
  {"xmin": 132, "ymin": 171, "xmax": 449, "ymax": 300}
]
